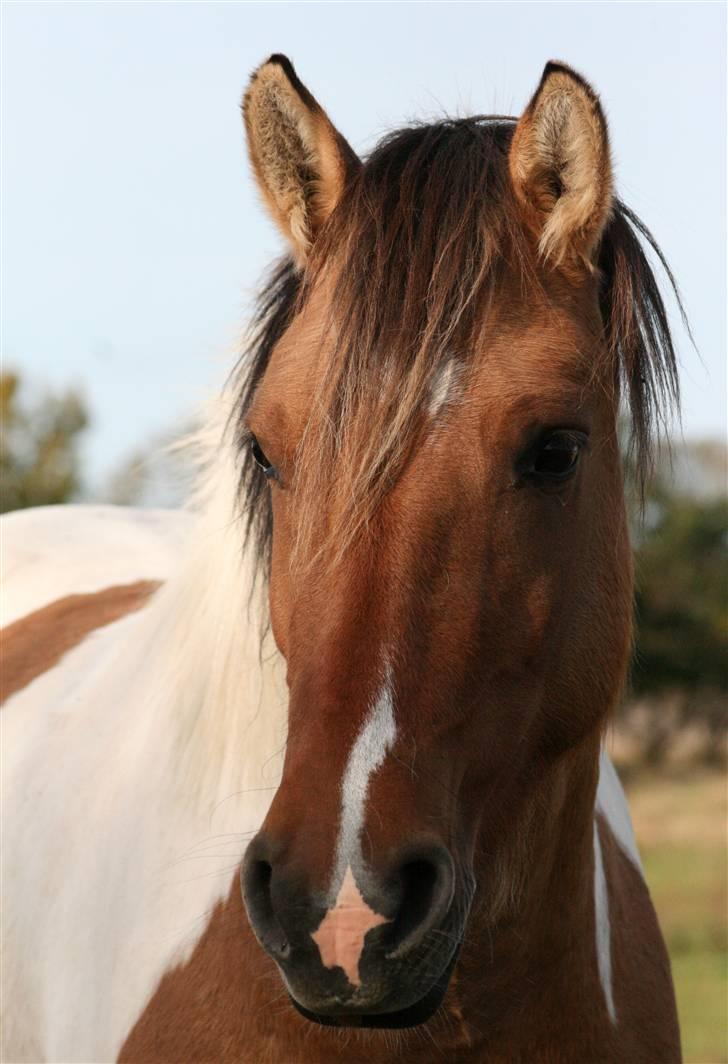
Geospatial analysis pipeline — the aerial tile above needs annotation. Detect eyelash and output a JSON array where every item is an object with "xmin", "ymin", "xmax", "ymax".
[
  {"xmin": 520, "ymin": 428, "xmax": 589, "ymax": 486},
  {"xmin": 249, "ymin": 434, "xmax": 278, "ymax": 480}
]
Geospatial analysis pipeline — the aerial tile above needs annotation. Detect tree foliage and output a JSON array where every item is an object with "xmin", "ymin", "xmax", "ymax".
[
  {"xmin": 0, "ymin": 371, "xmax": 89, "ymax": 513},
  {"xmin": 624, "ymin": 454, "xmax": 727, "ymax": 763},
  {"xmin": 633, "ymin": 494, "xmax": 727, "ymax": 694}
]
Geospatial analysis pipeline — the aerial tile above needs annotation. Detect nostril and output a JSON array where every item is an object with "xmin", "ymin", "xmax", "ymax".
[
  {"xmin": 248, "ymin": 858, "xmax": 273, "ymax": 912},
  {"xmin": 387, "ymin": 848, "xmax": 455, "ymax": 957},
  {"xmin": 392, "ymin": 860, "xmax": 438, "ymax": 943},
  {"xmin": 241, "ymin": 852, "xmax": 290, "ymax": 960}
]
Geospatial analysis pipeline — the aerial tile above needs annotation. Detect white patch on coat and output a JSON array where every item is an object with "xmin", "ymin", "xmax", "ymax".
[
  {"xmin": 1, "ymin": 505, "xmax": 191, "ymax": 628},
  {"xmin": 593, "ymin": 748, "xmax": 643, "ymax": 1029},
  {"xmin": 596, "ymin": 748, "xmax": 642, "ymax": 871},
  {"xmin": 1, "ymin": 398, "xmax": 288, "ymax": 1063},
  {"xmin": 330, "ymin": 671, "xmax": 397, "ymax": 898},
  {"xmin": 593, "ymin": 819, "xmax": 617, "ymax": 1024}
]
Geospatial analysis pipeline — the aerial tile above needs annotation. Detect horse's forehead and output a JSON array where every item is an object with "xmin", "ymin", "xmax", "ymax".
[
  {"xmin": 251, "ymin": 273, "xmax": 601, "ymax": 455},
  {"xmin": 467, "ymin": 311, "xmax": 598, "ymax": 408}
]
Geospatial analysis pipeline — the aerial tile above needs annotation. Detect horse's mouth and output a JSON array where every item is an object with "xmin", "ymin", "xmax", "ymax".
[{"xmin": 288, "ymin": 945, "xmax": 460, "ymax": 1030}]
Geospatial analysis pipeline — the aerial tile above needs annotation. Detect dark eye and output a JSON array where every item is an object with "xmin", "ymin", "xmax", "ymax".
[
  {"xmin": 250, "ymin": 434, "xmax": 277, "ymax": 479},
  {"xmin": 528, "ymin": 429, "xmax": 587, "ymax": 483}
]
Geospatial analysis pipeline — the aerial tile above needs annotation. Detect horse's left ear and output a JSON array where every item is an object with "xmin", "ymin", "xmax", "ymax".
[
  {"xmin": 509, "ymin": 62, "xmax": 613, "ymax": 271},
  {"xmin": 243, "ymin": 54, "xmax": 360, "ymax": 266}
]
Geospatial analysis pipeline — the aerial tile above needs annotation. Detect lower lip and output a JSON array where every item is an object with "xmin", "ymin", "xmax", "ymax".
[{"xmin": 288, "ymin": 945, "xmax": 461, "ymax": 1030}]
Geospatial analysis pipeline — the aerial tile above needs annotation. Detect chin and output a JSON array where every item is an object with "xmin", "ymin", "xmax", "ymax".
[{"xmin": 288, "ymin": 947, "xmax": 459, "ymax": 1030}]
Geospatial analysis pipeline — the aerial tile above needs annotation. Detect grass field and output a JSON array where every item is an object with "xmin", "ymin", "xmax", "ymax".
[{"xmin": 624, "ymin": 767, "xmax": 727, "ymax": 1063}]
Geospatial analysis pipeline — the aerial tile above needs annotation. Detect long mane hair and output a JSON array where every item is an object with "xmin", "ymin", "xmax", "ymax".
[{"xmin": 234, "ymin": 117, "xmax": 684, "ymax": 578}]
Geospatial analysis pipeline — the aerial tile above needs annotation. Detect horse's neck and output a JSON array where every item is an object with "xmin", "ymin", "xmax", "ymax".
[{"xmin": 15, "ymin": 417, "xmax": 287, "ymax": 1060}]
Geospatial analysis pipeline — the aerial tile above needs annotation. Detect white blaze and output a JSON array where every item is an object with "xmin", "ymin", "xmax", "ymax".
[
  {"xmin": 310, "ymin": 671, "xmax": 397, "ymax": 984},
  {"xmin": 331, "ymin": 671, "xmax": 397, "ymax": 898}
]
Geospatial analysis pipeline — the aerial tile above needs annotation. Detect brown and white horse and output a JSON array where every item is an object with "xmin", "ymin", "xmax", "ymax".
[{"xmin": 2, "ymin": 57, "xmax": 683, "ymax": 1062}]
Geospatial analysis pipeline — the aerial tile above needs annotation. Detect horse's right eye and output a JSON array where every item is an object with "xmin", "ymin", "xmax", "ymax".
[{"xmin": 250, "ymin": 435, "xmax": 277, "ymax": 479}]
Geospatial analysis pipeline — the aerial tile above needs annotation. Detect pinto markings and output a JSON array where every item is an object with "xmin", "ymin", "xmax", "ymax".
[
  {"xmin": 596, "ymin": 748, "xmax": 642, "ymax": 871},
  {"xmin": 0, "ymin": 581, "xmax": 160, "ymax": 705},
  {"xmin": 594, "ymin": 817, "xmax": 617, "ymax": 1024}
]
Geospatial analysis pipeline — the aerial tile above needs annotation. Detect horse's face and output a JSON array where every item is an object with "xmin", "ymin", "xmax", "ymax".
[{"xmin": 241, "ymin": 57, "xmax": 631, "ymax": 1027}]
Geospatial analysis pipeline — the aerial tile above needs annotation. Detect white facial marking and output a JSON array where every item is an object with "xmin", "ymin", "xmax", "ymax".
[
  {"xmin": 311, "ymin": 865, "xmax": 388, "ymax": 986},
  {"xmin": 331, "ymin": 670, "xmax": 397, "ymax": 895},
  {"xmin": 428, "ymin": 359, "xmax": 460, "ymax": 417},
  {"xmin": 310, "ymin": 672, "xmax": 396, "ymax": 983},
  {"xmin": 593, "ymin": 818, "xmax": 617, "ymax": 1024}
]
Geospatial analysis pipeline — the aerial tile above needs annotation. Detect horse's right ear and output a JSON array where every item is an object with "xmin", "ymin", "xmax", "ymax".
[{"xmin": 243, "ymin": 55, "xmax": 360, "ymax": 266}]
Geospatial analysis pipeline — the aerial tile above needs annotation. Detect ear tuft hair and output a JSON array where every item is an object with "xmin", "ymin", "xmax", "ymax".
[
  {"xmin": 242, "ymin": 55, "xmax": 359, "ymax": 265},
  {"xmin": 509, "ymin": 61, "xmax": 613, "ymax": 271}
]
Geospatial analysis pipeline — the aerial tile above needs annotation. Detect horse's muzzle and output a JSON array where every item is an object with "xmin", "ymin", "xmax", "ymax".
[{"xmin": 241, "ymin": 834, "xmax": 469, "ymax": 1027}]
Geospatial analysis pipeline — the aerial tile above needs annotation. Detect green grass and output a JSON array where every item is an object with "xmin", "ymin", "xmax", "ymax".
[
  {"xmin": 625, "ymin": 768, "xmax": 727, "ymax": 1063},
  {"xmin": 672, "ymin": 949, "xmax": 728, "ymax": 1064}
]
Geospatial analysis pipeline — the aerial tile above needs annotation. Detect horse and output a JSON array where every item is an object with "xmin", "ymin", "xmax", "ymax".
[{"xmin": 1, "ymin": 56, "xmax": 683, "ymax": 1062}]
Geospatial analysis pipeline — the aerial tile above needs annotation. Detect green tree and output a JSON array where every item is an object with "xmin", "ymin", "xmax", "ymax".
[
  {"xmin": 633, "ymin": 495, "xmax": 727, "ymax": 695},
  {"xmin": 0, "ymin": 371, "xmax": 89, "ymax": 513},
  {"xmin": 625, "ymin": 470, "xmax": 728, "ymax": 763}
]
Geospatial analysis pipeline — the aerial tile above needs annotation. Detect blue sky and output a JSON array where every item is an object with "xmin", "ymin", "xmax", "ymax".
[{"xmin": 3, "ymin": 2, "xmax": 726, "ymax": 486}]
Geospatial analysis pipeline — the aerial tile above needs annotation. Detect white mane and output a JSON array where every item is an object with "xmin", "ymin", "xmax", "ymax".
[
  {"xmin": 1, "ymin": 392, "xmax": 287, "ymax": 1062},
  {"xmin": 140, "ymin": 394, "xmax": 286, "ymax": 797}
]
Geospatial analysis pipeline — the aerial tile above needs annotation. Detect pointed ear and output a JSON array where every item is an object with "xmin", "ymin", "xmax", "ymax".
[
  {"xmin": 242, "ymin": 54, "xmax": 360, "ymax": 265},
  {"xmin": 509, "ymin": 62, "xmax": 613, "ymax": 271}
]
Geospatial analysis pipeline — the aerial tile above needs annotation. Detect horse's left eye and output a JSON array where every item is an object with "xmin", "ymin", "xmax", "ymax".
[
  {"xmin": 528, "ymin": 429, "xmax": 587, "ymax": 483},
  {"xmin": 250, "ymin": 435, "xmax": 277, "ymax": 479}
]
